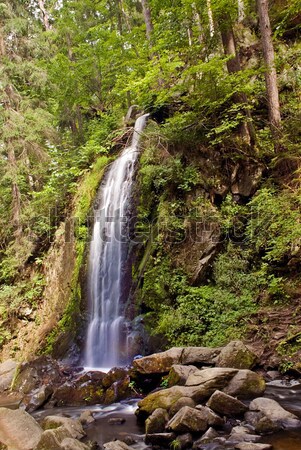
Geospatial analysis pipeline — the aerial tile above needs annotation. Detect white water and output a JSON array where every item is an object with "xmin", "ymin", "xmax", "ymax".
[{"xmin": 84, "ymin": 114, "xmax": 149, "ymax": 369}]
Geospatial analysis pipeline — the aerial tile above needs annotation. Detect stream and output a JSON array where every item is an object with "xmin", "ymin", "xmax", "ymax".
[{"xmin": 31, "ymin": 380, "xmax": 301, "ymax": 450}]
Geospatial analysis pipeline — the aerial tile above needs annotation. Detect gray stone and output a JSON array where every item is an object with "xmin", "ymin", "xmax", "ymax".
[
  {"xmin": 168, "ymin": 365, "xmax": 198, "ymax": 386},
  {"xmin": 145, "ymin": 432, "xmax": 176, "ymax": 446},
  {"xmin": 103, "ymin": 440, "xmax": 133, "ymax": 450},
  {"xmin": 235, "ymin": 444, "xmax": 272, "ymax": 450},
  {"xmin": 223, "ymin": 370, "xmax": 265, "ymax": 399},
  {"xmin": 195, "ymin": 405, "xmax": 224, "ymax": 427},
  {"xmin": 193, "ymin": 427, "xmax": 219, "ymax": 447},
  {"xmin": 170, "ymin": 397, "xmax": 196, "ymax": 416},
  {"xmin": 25, "ymin": 385, "xmax": 53, "ymax": 412},
  {"xmin": 173, "ymin": 433, "xmax": 193, "ymax": 450},
  {"xmin": 216, "ymin": 341, "xmax": 258, "ymax": 370},
  {"xmin": 41, "ymin": 416, "xmax": 85, "ymax": 439},
  {"xmin": 35, "ymin": 426, "xmax": 73, "ymax": 450},
  {"xmin": 79, "ymin": 410, "xmax": 95, "ymax": 425},
  {"xmin": 0, "ymin": 407, "xmax": 42, "ymax": 450},
  {"xmin": 228, "ymin": 426, "xmax": 261, "ymax": 444},
  {"xmin": 207, "ymin": 390, "xmax": 248, "ymax": 416},
  {"xmin": 185, "ymin": 368, "xmax": 238, "ymax": 389},
  {"xmin": 145, "ymin": 408, "xmax": 169, "ymax": 434},
  {"xmin": 0, "ymin": 360, "xmax": 18, "ymax": 393},
  {"xmin": 167, "ymin": 406, "xmax": 209, "ymax": 433}
]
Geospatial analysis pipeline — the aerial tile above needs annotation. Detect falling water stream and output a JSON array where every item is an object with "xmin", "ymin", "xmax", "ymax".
[{"xmin": 84, "ymin": 114, "xmax": 149, "ymax": 370}]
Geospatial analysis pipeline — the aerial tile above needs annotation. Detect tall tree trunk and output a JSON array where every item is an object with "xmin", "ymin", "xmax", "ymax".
[
  {"xmin": 141, "ymin": 0, "xmax": 154, "ymax": 43},
  {"xmin": 207, "ymin": 0, "xmax": 215, "ymax": 37},
  {"xmin": 38, "ymin": 0, "xmax": 51, "ymax": 31},
  {"xmin": 221, "ymin": 25, "xmax": 255, "ymax": 146},
  {"xmin": 256, "ymin": 0, "xmax": 281, "ymax": 138}
]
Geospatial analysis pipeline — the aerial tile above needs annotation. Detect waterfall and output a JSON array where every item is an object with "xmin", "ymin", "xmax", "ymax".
[{"xmin": 84, "ymin": 114, "xmax": 149, "ymax": 370}]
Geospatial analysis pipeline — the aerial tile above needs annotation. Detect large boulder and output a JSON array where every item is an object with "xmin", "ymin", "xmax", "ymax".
[
  {"xmin": 103, "ymin": 440, "xmax": 133, "ymax": 450},
  {"xmin": 145, "ymin": 433, "xmax": 176, "ymax": 446},
  {"xmin": 216, "ymin": 341, "xmax": 258, "ymax": 370},
  {"xmin": 223, "ymin": 370, "xmax": 265, "ymax": 399},
  {"xmin": 24, "ymin": 385, "xmax": 53, "ymax": 412},
  {"xmin": 167, "ymin": 406, "xmax": 208, "ymax": 433},
  {"xmin": 235, "ymin": 444, "xmax": 272, "ymax": 450},
  {"xmin": 41, "ymin": 416, "xmax": 85, "ymax": 439},
  {"xmin": 145, "ymin": 408, "xmax": 169, "ymax": 434},
  {"xmin": 103, "ymin": 375, "xmax": 131, "ymax": 404},
  {"xmin": 207, "ymin": 390, "xmax": 248, "ymax": 416},
  {"xmin": 169, "ymin": 397, "xmax": 196, "ymax": 416},
  {"xmin": 52, "ymin": 371, "xmax": 105, "ymax": 406},
  {"xmin": 0, "ymin": 360, "xmax": 19, "ymax": 393},
  {"xmin": 168, "ymin": 365, "xmax": 198, "ymax": 386},
  {"xmin": 35, "ymin": 427, "xmax": 73, "ymax": 450},
  {"xmin": 228, "ymin": 426, "xmax": 261, "ymax": 444},
  {"xmin": 245, "ymin": 397, "xmax": 301, "ymax": 433},
  {"xmin": 194, "ymin": 405, "xmax": 224, "ymax": 427},
  {"xmin": 0, "ymin": 407, "xmax": 42, "ymax": 450},
  {"xmin": 133, "ymin": 347, "xmax": 220, "ymax": 374},
  {"xmin": 185, "ymin": 367, "xmax": 238, "ymax": 389},
  {"xmin": 102, "ymin": 368, "xmax": 128, "ymax": 388}
]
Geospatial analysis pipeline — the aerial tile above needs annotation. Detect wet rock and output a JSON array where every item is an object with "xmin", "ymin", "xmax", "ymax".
[
  {"xmin": 25, "ymin": 385, "xmax": 53, "ymax": 412},
  {"xmin": 228, "ymin": 426, "xmax": 261, "ymax": 444},
  {"xmin": 108, "ymin": 417, "xmax": 126, "ymax": 425},
  {"xmin": 0, "ymin": 407, "xmax": 42, "ymax": 450},
  {"xmin": 207, "ymin": 390, "xmax": 248, "ymax": 416},
  {"xmin": 145, "ymin": 408, "xmax": 169, "ymax": 434},
  {"xmin": 216, "ymin": 341, "xmax": 258, "ymax": 370},
  {"xmin": 235, "ymin": 444, "xmax": 272, "ymax": 450},
  {"xmin": 194, "ymin": 405, "xmax": 224, "ymax": 427},
  {"xmin": 53, "ymin": 376, "xmax": 104, "ymax": 406},
  {"xmin": 133, "ymin": 347, "xmax": 221, "ymax": 374},
  {"xmin": 79, "ymin": 410, "xmax": 95, "ymax": 425},
  {"xmin": 167, "ymin": 406, "xmax": 209, "ymax": 433},
  {"xmin": 173, "ymin": 433, "xmax": 193, "ymax": 449},
  {"xmin": 102, "ymin": 368, "xmax": 128, "ymax": 388},
  {"xmin": 193, "ymin": 427, "xmax": 219, "ymax": 447},
  {"xmin": 42, "ymin": 415, "xmax": 85, "ymax": 439},
  {"xmin": 223, "ymin": 370, "xmax": 265, "ymax": 399},
  {"xmin": 35, "ymin": 427, "xmax": 73, "ymax": 450},
  {"xmin": 61, "ymin": 438, "xmax": 90, "ymax": 450},
  {"xmin": 185, "ymin": 367, "xmax": 238, "ymax": 389},
  {"xmin": 145, "ymin": 432, "xmax": 176, "ymax": 446},
  {"xmin": 0, "ymin": 360, "xmax": 19, "ymax": 393},
  {"xmin": 246, "ymin": 397, "xmax": 301, "ymax": 433},
  {"xmin": 169, "ymin": 397, "xmax": 196, "ymax": 416},
  {"xmin": 104, "ymin": 375, "xmax": 131, "ymax": 404},
  {"xmin": 168, "ymin": 365, "xmax": 198, "ymax": 386},
  {"xmin": 103, "ymin": 440, "xmax": 133, "ymax": 450},
  {"xmin": 12, "ymin": 356, "xmax": 62, "ymax": 395}
]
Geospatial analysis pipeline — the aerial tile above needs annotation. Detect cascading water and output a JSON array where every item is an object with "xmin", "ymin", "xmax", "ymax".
[{"xmin": 84, "ymin": 114, "xmax": 149, "ymax": 370}]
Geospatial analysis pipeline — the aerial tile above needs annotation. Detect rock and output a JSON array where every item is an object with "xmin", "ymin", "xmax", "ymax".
[
  {"xmin": 136, "ymin": 385, "xmax": 209, "ymax": 418},
  {"xmin": 0, "ymin": 360, "xmax": 19, "ymax": 393},
  {"xmin": 35, "ymin": 427, "xmax": 73, "ymax": 450},
  {"xmin": 25, "ymin": 385, "xmax": 53, "ymax": 412},
  {"xmin": 145, "ymin": 432, "xmax": 176, "ymax": 446},
  {"xmin": 53, "ymin": 377, "xmax": 104, "ymax": 406},
  {"xmin": 107, "ymin": 417, "xmax": 126, "ymax": 425},
  {"xmin": 79, "ymin": 410, "xmax": 95, "ymax": 425},
  {"xmin": 207, "ymin": 390, "xmax": 248, "ymax": 416},
  {"xmin": 168, "ymin": 365, "xmax": 198, "ymax": 386},
  {"xmin": 246, "ymin": 397, "xmax": 301, "ymax": 433},
  {"xmin": 216, "ymin": 341, "xmax": 258, "ymax": 370},
  {"xmin": 133, "ymin": 347, "xmax": 221, "ymax": 374},
  {"xmin": 194, "ymin": 405, "xmax": 224, "ymax": 427},
  {"xmin": 173, "ymin": 433, "xmax": 193, "ymax": 450},
  {"xmin": 102, "ymin": 368, "xmax": 128, "ymax": 388},
  {"xmin": 223, "ymin": 370, "xmax": 265, "ymax": 399},
  {"xmin": 104, "ymin": 375, "xmax": 131, "ymax": 404},
  {"xmin": 103, "ymin": 440, "xmax": 133, "ymax": 450},
  {"xmin": 145, "ymin": 408, "xmax": 169, "ymax": 434},
  {"xmin": 185, "ymin": 367, "xmax": 238, "ymax": 389},
  {"xmin": 42, "ymin": 416, "xmax": 85, "ymax": 439},
  {"xmin": 235, "ymin": 444, "xmax": 272, "ymax": 450},
  {"xmin": 12, "ymin": 356, "xmax": 62, "ymax": 395},
  {"xmin": 169, "ymin": 397, "xmax": 196, "ymax": 416},
  {"xmin": 61, "ymin": 438, "xmax": 90, "ymax": 450},
  {"xmin": 228, "ymin": 426, "xmax": 261, "ymax": 444},
  {"xmin": 167, "ymin": 406, "xmax": 209, "ymax": 433},
  {"xmin": 193, "ymin": 427, "xmax": 219, "ymax": 447},
  {"xmin": 0, "ymin": 407, "xmax": 42, "ymax": 450}
]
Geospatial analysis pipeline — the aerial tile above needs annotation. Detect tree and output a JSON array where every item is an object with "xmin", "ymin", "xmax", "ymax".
[{"xmin": 256, "ymin": 0, "xmax": 281, "ymax": 139}]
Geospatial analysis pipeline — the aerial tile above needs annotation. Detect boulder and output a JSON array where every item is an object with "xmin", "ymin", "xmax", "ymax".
[
  {"xmin": 235, "ymin": 444, "xmax": 272, "ymax": 450},
  {"xmin": 103, "ymin": 440, "xmax": 133, "ymax": 450},
  {"xmin": 24, "ymin": 385, "xmax": 53, "ymax": 412},
  {"xmin": 133, "ymin": 347, "xmax": 220, "ymax": 374},
  {"xmin": 53, "ymin": 378, "xmax": 104, "ymax": 406},
  {"xmin": 193, "ymin": 427, "xmax": 219, "ymax": 447},
  {"xmin": 216, "ymin": 341, "xmax": 258, "ymax": 370},
  {"xmin": 194, "ymin": 405, "xmax": 224, "ymax": 427},
  {"xmin": 223, "ymin": 370, "xmax": 265, "ymax": 399},
  {"xmin": 61, "ymin": 438, "xmax": 90, "ymax": 450},
  {"xmin": 167, "ymin": 406, "xmax": 209, "ymax": 433},
  {"xmin": 228, "ymin": 426, "xmax": 261, "ymax": 444},
  {"xmin": 173, "ymin": 433, "xmax": 193, "ymax": 449},
  {"xmin": 102, "ymin": 368, "xmax": 128, "ymax": 388},
  {"xmin": 145, "ymin": 408, "xmax": 169, "ymax": 434},
  {"xmin": 168, "ymin": 365, "xmax": 198, "ymax": 386},
  {"xmin": 207, "ymin": 390, "xmax": 248, "ymax": 416},
  {"xmin": 35, "ymin": 427, "xmax": 73, "ymax": 450},
  {"xmin": 107, "ymin": 418, "xmax": 126, "ymax": 425},
  {"xmin": 79, "ymin": 410, "xmax": 95, "ymax": 425},
  {"xmin": 145, "ymin": 432, "xmax": 176, "ymax": 446},
  {"xmin": 42, "ymin": 416, "xmax": 85, "ymax": 439},
  {"xmin": 246, "ymin": 397, "xmax": 301, "ymax": 433},
  {"xmin": 104, "ymin": 375, "xmax": 131, "ymax": 404},
  {"xmin": 136, "ymin": 385, "xmax": 210, "ymax": 418},
  {"xmin": 0, "ymin": 407, "xmax": 42, "ymax": 450},
  {"xmin": 185, "ymin": 367, "xmax": 238, "ymax": 389},
  {"xmin": 170, "ymin": 397, "xmax": 196, "ymax": 416},
  {"xmin": 0, "ymin": 360, "xmax": 19, "ymax": 393}
]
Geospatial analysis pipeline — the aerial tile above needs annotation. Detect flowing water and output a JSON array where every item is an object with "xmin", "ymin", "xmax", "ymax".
[{"xmin": 84, "ymin": 114, "xmax": 149, "ymax": 370}]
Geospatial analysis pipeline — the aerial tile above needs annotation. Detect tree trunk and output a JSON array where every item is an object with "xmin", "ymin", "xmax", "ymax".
[
  {"xmin": 221, "ymin": 25, "xmax": 255, "ymax": 146},
  {"xmin": 256, "ymin": 0, "xmax": 281, "ymax": 137},
  {"xmin": 141, "ymin": 0, "xmax": 154, "ymax": 43},
  {"xmin": 38, "ymin": 0, "xmax": 51, "ymax": 31},
  {"xmin": 207, "ymin": 0, "xmax": 215, "ymax": 37}
]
